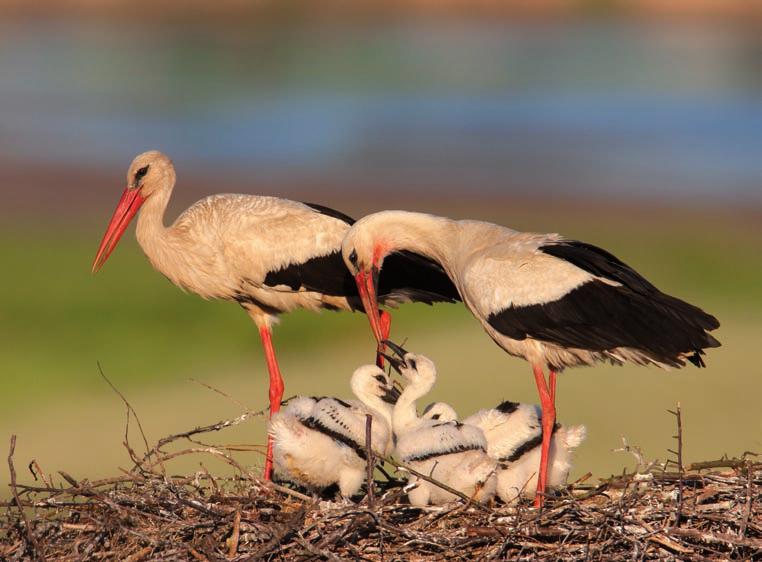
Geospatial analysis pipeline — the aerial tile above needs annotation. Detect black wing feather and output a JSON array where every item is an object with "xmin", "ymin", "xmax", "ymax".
[
  {"xmin": 488, "ymin": 240, "xmax": 720, "ymax": 367},
  {"xmin": 378, "ymin": 251, "xmax": 461, "ymax": 305},
  {"xmin": 263, "ymin": 251, "xmax": 356, "ymax": 298},
  {"xmin": 262, "ymin": 204, "xmax": 460, "ymax": 306},
  {"xmin": 302, "ymin": 202, "xmax": 356, "ymax": 225}
]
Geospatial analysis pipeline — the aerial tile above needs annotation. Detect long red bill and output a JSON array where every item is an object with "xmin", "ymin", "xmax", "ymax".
[
  {"xmin": 354, "ymin": 269, "xmax": 384, "ymax": 343},
  {"xmin": 92, "ymin": 187, "xmax": 146, "ymax": 273}
]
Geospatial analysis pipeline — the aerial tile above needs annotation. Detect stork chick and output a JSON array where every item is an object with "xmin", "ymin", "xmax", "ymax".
[
  {"xmin": 464, "ymin": 400, "xmax": 586, "ymax": 503},
  {"xmin": 421, "ymin": 402, "xmax": 459, "ymax": 423},
  {"xmin": 269, "ymin": 365, "xmax": 399, "ymax": 497},
  {"xmin": 383, "ymin": 342, "xmax": 497, "ymax": 506}
]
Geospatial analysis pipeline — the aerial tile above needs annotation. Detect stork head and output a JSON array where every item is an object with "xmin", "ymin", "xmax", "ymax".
[
  {"xmin": 125, "ymin": 151, "xmax": 175, "ymax": 197},
  {"xmin": 350, "ymin": 365, "xmax": 402, "ymax": 407},
  {"xmin": 380, "ymin": 340, "xmax": 437, "ymax": 394},
  {"xmin": 342, "ymin": 210, "xmax": 443, "ymax": 343},
  {"xmin": 92, "ymin": 151, "xmax": 175, "ymax": 273},
  {"xmin": 341, "ymin": 217, "xmax": 393, "ymax": 344},
  {"xmin": 422, "ymin": 402, "xmax": 459, "ymax": 423}
]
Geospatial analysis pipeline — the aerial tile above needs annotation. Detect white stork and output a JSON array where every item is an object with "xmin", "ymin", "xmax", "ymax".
[
  {"xmin": 269, "ymin": 364, "xmax": 399, "ymax": 497},
  {"xmin": 383, "ymin": 343, "xmax": 497, "ymax": 506},
  {"xmin": 463, "ymin": 400, "xmax": 586, "ymax": 503},
  {"xmin": 91, "ymin": 153, "xmax": 460, "ymax": 479},
  {"xmin": 342, "ymin": 210, "xmax": 720, "ymax": 506},
  {"xmin": 420, "ymin": 402, "xmax": 459, "ymax": 423}
]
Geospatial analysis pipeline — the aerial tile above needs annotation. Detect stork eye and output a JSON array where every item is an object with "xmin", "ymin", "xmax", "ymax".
[
  {"xmin": 407, "ymin": 358, "xmax": 417, "ymax": 370},
  {"xmin": 134, "ymin": 165, "xmax": 150, "ymax": 182},
  {"xmin": 374, "ymin": 374, "xmax": 387, "ymax": 383},
  {"xmin": 348, "ymin": 249, "xmax": 358, "ymax": 266}
]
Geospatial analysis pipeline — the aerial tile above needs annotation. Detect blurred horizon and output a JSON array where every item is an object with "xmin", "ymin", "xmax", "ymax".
[
  {"xmin": 1, "ymin": 14, "xmax": 761, "ymax": 214},
  {"xmin": 1, "ymin": 4, "xmax": 760, "ymax": 499}
]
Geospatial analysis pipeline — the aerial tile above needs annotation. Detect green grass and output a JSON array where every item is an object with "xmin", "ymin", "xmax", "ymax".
[{"xmin": 1, "ymin": 214, "xmax": 760, "ymax": 496}]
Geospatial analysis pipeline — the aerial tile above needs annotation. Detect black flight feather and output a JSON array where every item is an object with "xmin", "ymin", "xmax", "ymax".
[
  {"xmin": 302, "ymin": 202, "xmax": 356, "ymax": 225},
  {"xmin": 488, "ymin": 240, "xmax": 720, "ymax": 368},
  {"xmin": 263, "ymin": 205, "xmax": 461, "ymax": 307}
]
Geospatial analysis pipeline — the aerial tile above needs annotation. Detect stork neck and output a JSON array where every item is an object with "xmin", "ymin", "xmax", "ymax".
[
  {"xmin": 392, "ymin": 377, "xmax": 435, "ymax": 435},
  {"xmin": 360, "ymin": 394, "xmax": 394, "ymax": 430},
  {"xmin": 135, "ymin": 182, "xmax": 174, "ymax": 266},
  {"xmin": 370, "ymin": 211, "xmax": 456, "ymax": 268}
]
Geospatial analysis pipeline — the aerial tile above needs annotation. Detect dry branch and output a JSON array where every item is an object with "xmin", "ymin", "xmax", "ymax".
[{"xmin": 3, "ymin": 407, "xmax": 760, "ymax": 561}]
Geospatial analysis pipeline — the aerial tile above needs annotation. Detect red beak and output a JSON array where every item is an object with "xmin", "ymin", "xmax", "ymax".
[
  {"xmin": 92, "ymin": 187, "xmax": 146, "ymax": 273},
  {"xmin": 354, "ymin": 268, "xmax": 383, "ymax": 343}
]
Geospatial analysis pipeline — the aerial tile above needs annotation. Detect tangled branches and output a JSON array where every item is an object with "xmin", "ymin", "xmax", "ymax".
[{"xmin": 1, "ymin": 384, "xmax": 760, "ymax": 561}]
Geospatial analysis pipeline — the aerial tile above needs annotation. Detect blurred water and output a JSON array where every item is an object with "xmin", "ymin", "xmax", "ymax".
[{"xmin": 0, "ymin": 20, "xmax": 760, "ymax": 202}]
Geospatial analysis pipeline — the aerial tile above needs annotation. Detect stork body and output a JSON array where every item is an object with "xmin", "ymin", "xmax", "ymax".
[
  {"xmin": 269, "ymin": 365, "xmax": 399, "ymax": 497},
  {"xmin": 92, "ymin": 154, "xmax": 459, "ymax": 479},
  {"xmin": 464, "ymin": 400, "xmax": 585, "ymax": 503},
  {"xmin": 385, "ymin": 345, "xmax": 497, "ymax": 506},
  {"xmin": 422, "ymin": 400, "xmax": 585, "ymax": 503},
  {"xmin": 342, "ymin": 210, "xmax": 720, "ymax": 506}
]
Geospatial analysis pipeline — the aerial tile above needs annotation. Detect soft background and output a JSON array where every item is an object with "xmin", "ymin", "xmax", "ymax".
[{"xmin": 1, "ymin": 0, "xmax": 761, "ymax": 496}]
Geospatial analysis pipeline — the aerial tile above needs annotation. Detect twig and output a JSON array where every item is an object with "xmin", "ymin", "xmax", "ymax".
[
  {"xmin": 190, "ymin": 377, "xmax": 251, "ymax": 411},
  {"xmin": 688, "ymin": 457, "xmax": 759, "ymax": 471},
  {"xmin": 7, "ymin": 435, "xmax": 42, "ymax": 560},
  {"xmin": 242, "ymin": 505, "xmax": 310, "ymax": 561},
  {"xmin": 294, "ymin": 532, "xmax": 348, "ymax": 562},
  {"xmin": 667, "ymin": 403, "xmax": 684, "ymax": 528},
  {"xmin": 228, "ymin": 510, "xmax": 241, "ymax": 559},
  {"xmin": 668, "ymin": 527, "xmax": 762, "ymax": 550},
  {"xmin": 188, "ymin": 547, "xmax": 210, "ymax": 562},
  {"xmin": 98, "ymin": 362, "xmax": 152, "ymax": 469},
  {"xmin": 124, "ymin": 546, "xmax": 153, "ymax": 562},
  {"xmin": 739, "ymin": 459, "xmax": 753, "ymax": 538},
  {"xmin": 379, "ymin": 455, "xmax": 491, "ymax": 513},
  {"xmin": 365, "ymin": 414, "xmax": 375, "ymax": 511},
  {"xmin": 142, "ymin": 446, "xmax": 254, "ymax": 479},
  {"xmin": 375, "ymin": 462, "xmax": 400, "ymax": 484},
  {"xmin": 27, "ymin": 460, "xmax": 51, "ymax": 488},
  {"xmin": 141, "ymin": 406, "xmax": 270, "ymax": 464},
  {"xmin": 261, "ymin": 480, "xmax": 314, "ymax": 502}
]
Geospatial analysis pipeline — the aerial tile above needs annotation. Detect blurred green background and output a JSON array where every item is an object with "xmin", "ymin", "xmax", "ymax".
[{"xmin": 1, "ymin": 1, "xmax": 761, "ymax": 496}]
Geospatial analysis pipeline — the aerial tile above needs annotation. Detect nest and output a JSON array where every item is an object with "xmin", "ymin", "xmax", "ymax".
[{"xmin": 1, "ymin": 391, "xmax": 760, "ymax": 561}]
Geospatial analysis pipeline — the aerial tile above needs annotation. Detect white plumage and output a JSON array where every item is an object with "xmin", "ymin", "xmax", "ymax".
[
  {"xmin": 421, "ymin": 402, "xmax": 459, "ymax": 423},
  {"xmin": 463, "ymin": 401, "xmax": 585, "ymax": 503},
  {"xmin": 269, "ymin": 365, "xmax": 399, "ymax": 497},
  {"xmin": 384, "ymin": 344, "xmax": 497, "ymax": 506}
]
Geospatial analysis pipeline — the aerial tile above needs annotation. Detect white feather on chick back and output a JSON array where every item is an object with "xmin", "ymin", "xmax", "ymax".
[
  {"xmin": 388, "ymin": 349, "xmax": 497, "ymax": 506},
  {"xmin": 268, "ymin": 365, "xmax": 399, "ymax": 497},
  {"xmin": 464, "ymin": 399, "xmax": 585, "ymax": 503}
]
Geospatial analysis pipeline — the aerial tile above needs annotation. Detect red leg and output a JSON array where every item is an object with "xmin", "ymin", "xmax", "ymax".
[
  {"xmin": 549, "ymin": 369, "xmax": 557, "ymax": 406},
  {"xmin": 258, "ymin": 324, "xmax": 284, "ymax": 481},
  {"xmin": 379, "ymin": 310, "xmax": 392, "ymax": 340},
  {"xmin": 532, "ymin": 364, "xmax": 556, "ymax": 508},
  {"xmin": 375, "ymin": 310, "xmax": 393, "ymax": 368}
]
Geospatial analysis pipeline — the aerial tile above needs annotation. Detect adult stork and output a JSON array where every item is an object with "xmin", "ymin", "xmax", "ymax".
[
  {"xmin": 341, "ymin": 210, "xmax": 720, "ymax": 506},
  {"xmin": 91, "ymin": 153, "xmax": 460, "ymax": 479}
]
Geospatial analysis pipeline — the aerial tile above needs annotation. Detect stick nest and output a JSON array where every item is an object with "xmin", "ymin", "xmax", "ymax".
[{"xmin": 1, "ymin": 395, "xmax": 760, "ymax": 561}]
